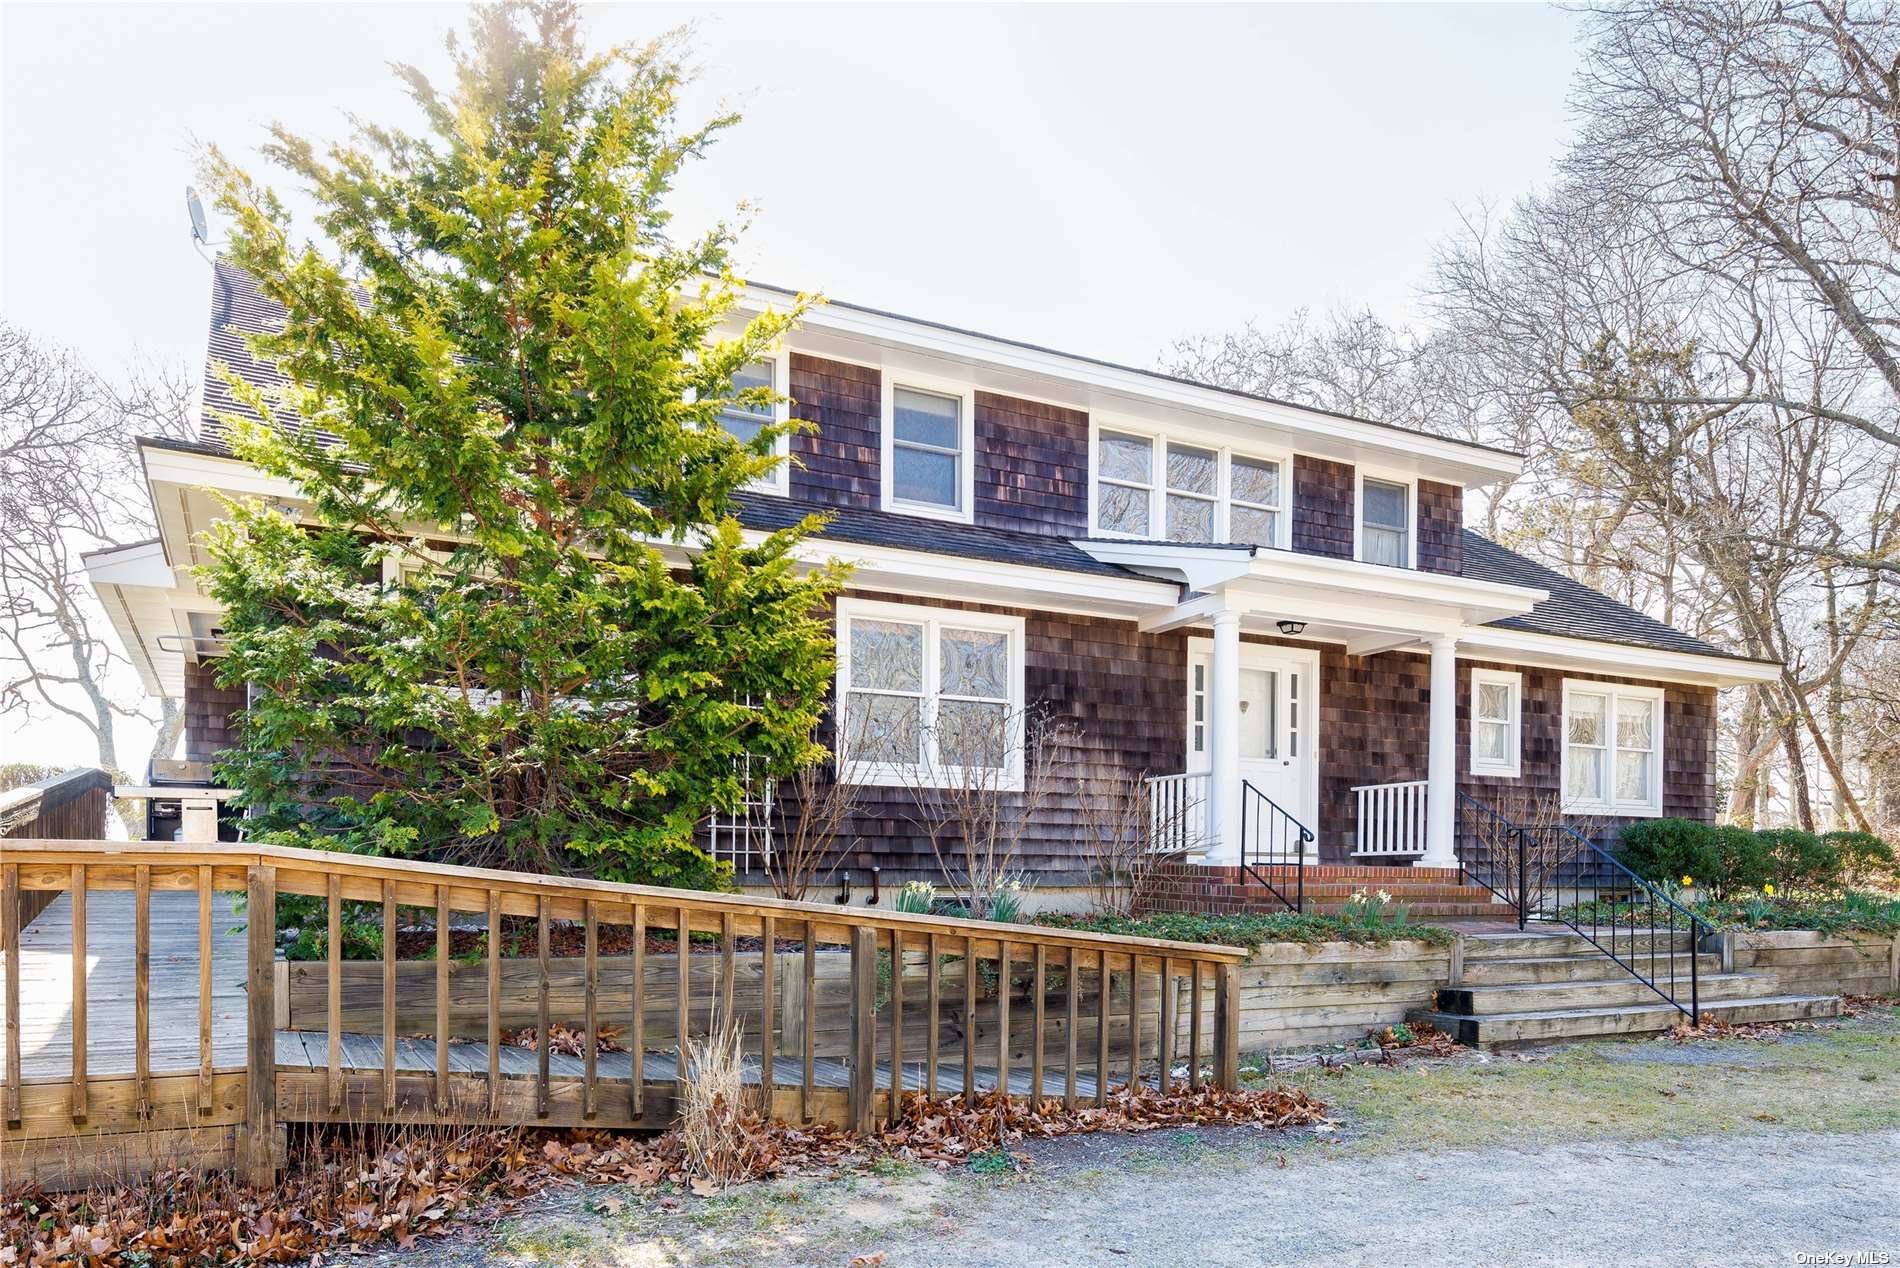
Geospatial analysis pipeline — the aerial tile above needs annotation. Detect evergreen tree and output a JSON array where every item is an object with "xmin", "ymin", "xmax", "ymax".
[{"xmin": 198, "ymin": 2, "xmax": 845, "ymax": 887}]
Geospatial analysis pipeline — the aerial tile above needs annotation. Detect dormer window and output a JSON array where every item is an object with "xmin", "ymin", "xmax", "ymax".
[
  {"xmin": 1091, "ymin": 425, "xmax": 1286, "ymax": 547},
  {"xmin": 882, "ymin": 378, "xmax": 975, "ymax": 521},
  {"xmin": 1359, "ymin": 477, "xmax": 1411, "ymax": 567}
]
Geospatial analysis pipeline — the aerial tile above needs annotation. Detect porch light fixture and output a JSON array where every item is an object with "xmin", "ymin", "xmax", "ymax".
[{"xmin": 1277, "ymin": 620, "xmax": 1307, "ymax": 636}]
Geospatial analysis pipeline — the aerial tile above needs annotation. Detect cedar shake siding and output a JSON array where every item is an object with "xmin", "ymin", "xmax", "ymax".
[
  {"xmin": 973, "ymin": 391, "xmax": 1090, "ymax": 535},
  {"xmin": 788, "ymin": 353, "xmax": 881, "ymax": 510},
  {"xmin": 758, "ymin": 591, "xmax": 1189, "ymax": 887},
  {"xmin": 183, "ymin": 659, "xmax": 245, "ymax": 765},
  {"xmin": 1291, "ymin": 455, "xmax": 1355, "ymax": 559},
  {"xmin": 1305, "ymin": 642, "xmax": 1715, "ymax": 862},
  {"xmin": 1417, "ymin": 479, "xmax": 1463, "ymax": 576}
]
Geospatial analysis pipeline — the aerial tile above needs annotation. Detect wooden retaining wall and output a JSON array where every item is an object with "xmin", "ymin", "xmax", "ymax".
[
  {"xmin": 1196, "ymin": 939, "xmax": 1451, "ymax": 1053},
  {"xmin": 1727, "ymin": 931, "xmax": 1900, "ymax": 998}
]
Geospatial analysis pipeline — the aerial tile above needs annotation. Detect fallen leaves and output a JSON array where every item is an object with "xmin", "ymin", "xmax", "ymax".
[
  {"xmin": 0, "ymin": 1083, "xmax": 1326, "ymax": 1266},
  {"xmin": 502, "ymin": 1022, "xmax": 627, "ymax": 1055}
]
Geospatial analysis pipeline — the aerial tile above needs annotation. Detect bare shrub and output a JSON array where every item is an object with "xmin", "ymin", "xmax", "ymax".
[
  {"xmin": 678, "ymin": 1019, "xmax": 768, "ymax": 1190},
  {"xmin": 1077, "ymin": 765, "xmax": 1189, "ymax": 916},
  {"xmin": 1466, "ymin": 790, "xmax": 1606, "ymax": 910},
  {"xmin": 766, "ymin": 760, "xmax": 859, "ymax": 901},
  {"xmin": 886, "ymin": 703, "xmax": 1075, "ymax": 920}
]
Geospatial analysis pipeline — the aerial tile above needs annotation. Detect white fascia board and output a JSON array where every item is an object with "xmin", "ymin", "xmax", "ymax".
[
  {"xmin": 1457, "ymin": 626, "xmax": 1781, "ymax": 687},
  {"xmin": 89, "ymin": 578, "xmax": 181, "ymax": 698},
  {"xmin": 140, "ymin": 441, "xmax": 304, "ymax": 502},
  {"xmin": 82, "ymin": 539, "xmax": 172, "ymax": 588},
  {"xmin": 1244, "ymin": 549, "xmax": 1546, "ymax": 616},
  {"xmin": 732, "ymin": 286, "xmax": 1523, "ymax": 487}
]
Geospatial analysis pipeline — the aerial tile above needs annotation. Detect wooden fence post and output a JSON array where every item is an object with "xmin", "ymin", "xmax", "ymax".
[
  {"xmin": 239, "ymin": 864, "xmax": 278, "ymax": 1187},
  {"xmin": 1214, "ymin": 962, "xmax": 1240, "ymax": 1092},
  {"xmin": 847, "ymin": 927, "xmax": 877, "ymax": 1134}
]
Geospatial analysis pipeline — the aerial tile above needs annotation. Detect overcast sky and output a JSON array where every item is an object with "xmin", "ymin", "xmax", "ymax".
[{"xmin": 0, "ymin": 1, "xmax": 1583, "ymax": 769}]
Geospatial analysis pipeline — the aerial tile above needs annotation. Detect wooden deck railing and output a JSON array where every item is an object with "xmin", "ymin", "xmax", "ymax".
[{"xmin": 0, "ymin": 840, "xmax": 1247, "ymax": 1189}]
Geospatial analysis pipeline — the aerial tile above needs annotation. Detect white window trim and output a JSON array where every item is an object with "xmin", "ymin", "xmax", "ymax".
[
  {"xmin": 1468, "ymin": 667, "xmax": 1522, "ymax": 779},
  {"xmin": 879, "ymin": 373, "xmax": 977, "ymax": 523},
  {"xmin": 1353, "ymin": 466, "xmax": 1418, "ymax": 570},
  {"xmin": 1085, "ymin": 416, "xmax": 1291, "ymax": 549},
  {"xmin": 834, "ymin": 597, "xmax": 1025, "ymax": 789},
  {"xmin": 1560, "ymin": 679, "xmax": 1666, "ymax": 817}
]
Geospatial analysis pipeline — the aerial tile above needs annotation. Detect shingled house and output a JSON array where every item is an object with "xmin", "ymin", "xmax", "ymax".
[{"xmin": 87, "ymin": 262, "xmax": 1777, "ymax": 913}]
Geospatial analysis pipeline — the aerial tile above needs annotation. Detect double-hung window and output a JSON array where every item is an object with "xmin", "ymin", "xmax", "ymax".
[
  {"xmin": 1165, "ymin": 443, "xmax": 1218, "ymax": 542},
  {"xmin": 836, "ymin": 599, "xmax": 1024, "ymax": 787},
  {"xmin": 883, "ymin": 382, "xmax": 973, "ymax": 519},
  {"xmin": 1360, "ymin": 477, "xmax": 1411, "ymax": 567},
  {"xmin": 1229, "ymin": 455, "xmax": 1283, "ymax": 547},
  {"xmin": 1092, "ymin": 428, "xmax": 1285, "ymax": 547},
  {"xmin": 1096, "ymin": 430, "xmax": 1156, "ymax": 534},
  {"xmin": 1561, "ymin": 682, "xmax": 1664, "ymax": 815},
  {"xmin": 1469, "ymin": 668, "xmax": 1521, "ymax": 778},
  {"xmin": 717, "ymin": 356, "xmax": 789, "ymax": 494}
]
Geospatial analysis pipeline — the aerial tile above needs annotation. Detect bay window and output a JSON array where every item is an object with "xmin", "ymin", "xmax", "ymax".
[
  {"xmin": 1561, "ymin": 681, "xmax": 1664, "ymax": 815},
  {"xmin": 836, "ymin": 599, "xmax": 1024, "ymax": 787}
]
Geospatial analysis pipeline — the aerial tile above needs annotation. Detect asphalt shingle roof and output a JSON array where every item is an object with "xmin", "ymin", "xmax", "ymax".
[
  {"xmin": 1462, "ymin": 531, "xmax": 1761, "ymax": 662},
  {"xmin": 182, "ymin": 263, "xmax": 1761, "ymax": 662}
]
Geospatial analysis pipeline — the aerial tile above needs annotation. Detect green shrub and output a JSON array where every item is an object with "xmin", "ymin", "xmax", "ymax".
[
  {"xmin": 1708, "ymin": 824, "xmax": 1770, "ymax": 896},
  {"xmin": 1821, "ymin": 831, "xmax": 1898, "ymax": 884},
  {"xmin": 1619, "ymin": 819, "xmax": 1718, "ymax": 888},
  {"xmin": 1757, "ymin": 827, "xmax": 1843, "ymax": 891}
]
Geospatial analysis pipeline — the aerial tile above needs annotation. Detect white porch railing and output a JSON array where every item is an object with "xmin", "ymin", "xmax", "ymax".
[
  {"xmin": 1144, "ymin": 771, "xmax": 1210, "ymax": 855},
  {"xmin": 1352, "ymin": 780, "xmax": 1428, "ymax": 857}
]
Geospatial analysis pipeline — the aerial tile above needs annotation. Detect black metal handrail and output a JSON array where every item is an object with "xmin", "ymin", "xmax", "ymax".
[
  {"xmin": 1239, "ymin": 780, "xmax": 1312, "ymax": 914},
  {"xmin": 1455, "ymin": 791, "xmax": 1708, "ymax": 1023}
]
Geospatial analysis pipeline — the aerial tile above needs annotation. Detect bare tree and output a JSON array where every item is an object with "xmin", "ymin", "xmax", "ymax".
[{"xmin": 0, "ymin": 325, "xmax": 193, "ymax": 772}]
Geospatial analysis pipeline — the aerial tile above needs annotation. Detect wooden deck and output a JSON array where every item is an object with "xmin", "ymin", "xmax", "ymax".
[
  {"xmin": 2, "ymin": 889, "xmax": 249, "ymax": 1080},
  {"xmin": 4, "ymin": 890, "xmax": 1101, "ymax": 1096}
]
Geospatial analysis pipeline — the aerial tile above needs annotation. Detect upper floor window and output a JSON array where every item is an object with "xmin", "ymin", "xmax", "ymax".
[
  {"xmin": 1561, "ymin": 681, "xmax": 1664, "ymax": 816},
  {"xmin": 882, "ymin": 380, "xmax": 974, "ymax": 521},
  {"xmin": 1359, "ymin": 476, "xmax": 1411, "ymax": 567},
  {"xmin": 1469, "ymin": 667, "xmax": 1521, "ymax": 778},
  {"xmin": 719, "ymin": 356, "xmax": 788, "ymax": 494},
  {"xmin": 1092, "ymin": 427, "xmax": 1285, "ymax": 547}
]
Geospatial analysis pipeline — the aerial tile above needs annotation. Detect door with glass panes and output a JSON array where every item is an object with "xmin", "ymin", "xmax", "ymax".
[{"xmin": 1186, "ymin": 642, "xmax": 1319, "ymax": 853}]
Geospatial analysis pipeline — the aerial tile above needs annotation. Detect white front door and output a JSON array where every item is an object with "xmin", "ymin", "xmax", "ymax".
[{"xmin": 1188, "ymin": 641, "xmax": 1319, "ymax": 849}]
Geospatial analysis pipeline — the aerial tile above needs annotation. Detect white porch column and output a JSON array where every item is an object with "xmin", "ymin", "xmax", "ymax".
[
  {"xmin": 1419, "ymin": 634, "xmax": 1460, "ymax": 868},
  {"xmin": 1206, "ymin": 607, "xmax": 1243, "ymax": 867}
]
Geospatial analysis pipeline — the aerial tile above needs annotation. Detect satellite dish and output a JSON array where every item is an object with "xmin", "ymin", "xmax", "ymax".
[{"xmin": 186, "ymin": 187, "xmax": 209, "ymax": 244}]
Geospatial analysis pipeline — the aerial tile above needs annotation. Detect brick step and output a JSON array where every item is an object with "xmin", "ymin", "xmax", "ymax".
[
  {"xmin": 1301, "ymin": 866, "xmax": 1463, "ymax": 882},
  {"xmin": 1296, "ymin": 885, "xmax": 1498, "ymax": 899},
  {"xmin": 1421, "ymin": 993, "xmax": 1841, "ymax": 1047},
  {"xmin": 1458, "ymin": 952, "xmax": 1725, "ymax": 986},
  {"xmin": 1436, "ymin": 971, "xmax": 1775, "ymax": 1016},
  {"xmin": 1306, "ymin": 901, "xmax": 1518, "ymax": 918}
]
